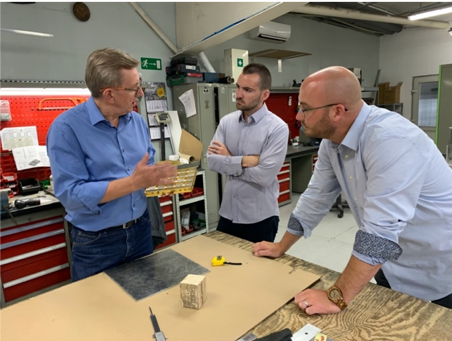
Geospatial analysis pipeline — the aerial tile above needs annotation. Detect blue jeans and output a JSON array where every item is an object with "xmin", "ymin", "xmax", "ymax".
[{"xmin": 70, "ymin": 209, "xmax": 153, "ymax": 282}]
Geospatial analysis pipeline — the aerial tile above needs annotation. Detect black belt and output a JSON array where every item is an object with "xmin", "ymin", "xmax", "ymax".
[{"xmin": 107, "ymin": 217, "xmax": 140, "ymax": 230}]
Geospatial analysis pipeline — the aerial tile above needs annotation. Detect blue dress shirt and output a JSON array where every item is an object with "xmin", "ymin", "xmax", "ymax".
[
  {"xmin": 207, "ymin": 103, "xmax": 289, "ymax": 224},
  {"xmin": 289, "ymin": 102, "xmax": 452, "ymax": 301},
  {"xmin": 46, "ymin": 97, "xmax": 155, "ymax": 232}
]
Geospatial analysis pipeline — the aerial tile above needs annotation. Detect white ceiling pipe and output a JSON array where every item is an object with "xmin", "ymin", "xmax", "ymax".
[
  {"xmin": 130, "ymin": 2, "xmax": 178, "ymax": 54},
  {"xmin": 292, "ymin": 5, "xmax": 449, "ymax": 29},
  {"xmin": 198, "ymin": 52, "xmax": 216, "ymax": 73}
]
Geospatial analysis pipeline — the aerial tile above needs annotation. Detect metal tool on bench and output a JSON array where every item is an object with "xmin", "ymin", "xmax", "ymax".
[
  {"xmin": 14, "ymin": 197, "xmax": 41, "ymax": 209},
  {"xmin": 149, "ymin": 307, "xmax": 166, "ymax": 341}
]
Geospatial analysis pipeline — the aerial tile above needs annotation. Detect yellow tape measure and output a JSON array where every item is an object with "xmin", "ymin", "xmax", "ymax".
[
  {"xmin": 212, "ymin": 255, "xmax": 225, "ymax": 266},
  {"xmin": 211, "ymin": 255, "xmax": 242, "ymax": 266}
]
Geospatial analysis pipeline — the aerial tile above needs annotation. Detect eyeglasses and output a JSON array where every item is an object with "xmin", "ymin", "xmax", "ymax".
[
  {"xmin": 99, "ymin": 85, "xmax": 142, "ymax": 96},
  {"xmin": 299, "ymin": 103, "xmax": 347, "ymax": 118}
]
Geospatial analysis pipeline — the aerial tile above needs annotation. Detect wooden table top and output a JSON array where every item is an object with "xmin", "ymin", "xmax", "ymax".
[{"xmin": 206, "ymin": 231, "xmax": 452, "ymax": 341}]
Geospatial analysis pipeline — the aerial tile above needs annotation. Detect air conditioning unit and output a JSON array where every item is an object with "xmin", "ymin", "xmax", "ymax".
[{"xmin": 249, "ymin": 21, "xmax": 291, "ymax": 43}]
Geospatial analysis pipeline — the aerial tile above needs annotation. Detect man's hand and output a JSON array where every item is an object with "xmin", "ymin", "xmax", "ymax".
[
  {"xmin": 294, "ymin": 288, "xmax": 341, "ymax": 315},
  {"xmin": 207, "ymin": 141, "xmax": 231, "ymax": 156},
  {"xmin": 131, "ymin": 153, "xmax": 177, "ymax": 190},
  {"xmin": 252, "ymin": 241, "xmax": 284, "ymax": 258},
  {"xmin": 242, "ymin": 155, "xmax": 260, "ymax": 168}
]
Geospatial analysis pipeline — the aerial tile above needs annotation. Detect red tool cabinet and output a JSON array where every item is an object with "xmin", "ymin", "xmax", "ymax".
[{"xmin": 0, "ymin": 208, "xmax": 71, "ymax": 306}]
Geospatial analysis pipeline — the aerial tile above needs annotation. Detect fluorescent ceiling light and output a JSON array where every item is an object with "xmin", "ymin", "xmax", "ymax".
[
  {"xmin": 0, "ymin": 28, "xmax": 54, "ymax": 38},
  {"xmin": 408, "ymin": 6, "xmax": 452, "ymax": 21}
]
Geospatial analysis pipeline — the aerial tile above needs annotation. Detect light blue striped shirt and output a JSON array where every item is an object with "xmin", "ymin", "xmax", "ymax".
[
  {"xmin": 46, "ymin": 97, "xmax": 155, "ymax": 232},
  {"xmin": 289, "ymin": 102, "xmax": 452, "ymax": 301},
  {"xmin": 207, "ymin": 103, "xmax": 289, "ymax": 224}
]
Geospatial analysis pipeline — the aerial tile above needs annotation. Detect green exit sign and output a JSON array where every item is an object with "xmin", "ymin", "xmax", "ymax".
[
  {"xmin": 141, "ymin": 58, "xmax": 162, "ymax": 70},
  {"xmin": 237, "ymin": 58, "xmax": 244, "ymax": 67}
]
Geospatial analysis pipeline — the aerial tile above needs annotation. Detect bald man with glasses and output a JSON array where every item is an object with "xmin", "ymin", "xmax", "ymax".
[{"xmin": 253, "ymin": 66, "xmax": 452, "ymax": 313}]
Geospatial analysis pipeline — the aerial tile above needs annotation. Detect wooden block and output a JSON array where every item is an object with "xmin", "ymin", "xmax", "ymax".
[{"xmin": 180, "ymin": 274, "xmax": 207, "ymax": 309}]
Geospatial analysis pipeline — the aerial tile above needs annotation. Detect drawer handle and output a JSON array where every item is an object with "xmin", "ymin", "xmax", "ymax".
[
  {"xmin": 0, "ymin": 229, "xmax": 64, "ymax": 250},
  {"xmin": 1, "ymin": 217, "xmax": 64, "ymax": 237},
  {"xmin": 3, "ymin": 264, "xmax": 69, "ymax": 288},
  {"xmin": 0, "ymin": 243, "xmax": 66, "ymax": 266}
]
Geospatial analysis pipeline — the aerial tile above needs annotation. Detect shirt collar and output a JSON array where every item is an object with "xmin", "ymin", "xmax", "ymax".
[
  {"xmin": 338, "ymin": 101, "xmax": 371, "ymax": 151},
  {"xmin": 87, "ymin": 97, "xmax": 132, "ymax": 126},
  {"xmin": 239, "ymin": 102, "xmax": 269, "ymax": 123}
]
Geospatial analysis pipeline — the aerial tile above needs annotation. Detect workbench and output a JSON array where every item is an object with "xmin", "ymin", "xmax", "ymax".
[
  {"xmin": 210, "ymin": 231, "xmax": 452, "ymax": 340},
  {"xmin": 285, "ymin": 145, "xmax": 319, "ymax": 194},
  {"xmin": 2, "ymin": 230, "xmax": 451, "ymax": 340}
]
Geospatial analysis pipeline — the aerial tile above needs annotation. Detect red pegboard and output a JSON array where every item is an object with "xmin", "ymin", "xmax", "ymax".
[
  {"xmin": 0, "ymin": 96, "xmax": 89, "ymax": 181},
  {"xmin": 266, "ymin": 93, "xmax": 300, "ymax": 139}
]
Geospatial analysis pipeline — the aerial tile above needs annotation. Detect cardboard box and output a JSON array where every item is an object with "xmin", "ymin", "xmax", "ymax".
[
  {"xmin": 378, "ymin": 82, "xmax": 389, "ymax": 105},
  {"xmin": 178, "ymin": 129, "xmax": 203, "ymax": 164},
  {"xmin": 378, "ymin": 82, "xmax": 403, "ymax": 104}
]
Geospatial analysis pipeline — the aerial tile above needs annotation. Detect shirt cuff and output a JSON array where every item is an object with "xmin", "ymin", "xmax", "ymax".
[
  {"xmin": 353, "ymin": 230, "xmax": 402, "ymax": 261},
  {"xmin": 230, "ymin": 156, "xmax": 244, "ymax": 176},
  {"xmin": 352, "ymin": 250, "xmax": 386, "ymax": 266},
  {"xmin": 287, "ymin": 213, "xmax": 305, "ymax": 237}
]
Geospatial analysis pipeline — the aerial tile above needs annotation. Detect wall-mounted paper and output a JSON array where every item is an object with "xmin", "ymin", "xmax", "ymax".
[
  {"xmin": 144, "ymin": 83, "xmax": 168, "ymax": 113},
  {"xmin": 150, "ymin": 126, "xmax": 170, "ymax": 140},
  {"xmin": 12, "ymin": 145, "xmax": 50, "ymax": 170},
  {"xmin": 178, "ymin": 89, "xmax": 197, "ymax": 118},
  {"xmin": 1, "ymin": 126, "xmax": 38, "ymax": 151}
]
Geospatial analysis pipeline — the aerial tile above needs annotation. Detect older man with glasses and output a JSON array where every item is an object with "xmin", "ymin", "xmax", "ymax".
[
  {"xmin": 46, "ymin": 48, "xmax": 176, "ymax": 281},
  {"xmin": 253, "ymin": 66, "xmax": 452, "ymax": 312}
]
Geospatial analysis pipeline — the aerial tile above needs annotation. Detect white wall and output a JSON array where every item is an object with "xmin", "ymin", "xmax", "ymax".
[
  {"xmin": 2, "ymin": 2, "xmax": 450, "ymax": 120},
  {"xmin": 204, "ymin": 13, "xmax": 381, "ymax": 89},
  {"xmin": 379, "ymin": 25, "xmax": 452, "ymax": 118},
  {"xmin": 0, "ymin": 2, "xmax": 176, "ymax": 104}
]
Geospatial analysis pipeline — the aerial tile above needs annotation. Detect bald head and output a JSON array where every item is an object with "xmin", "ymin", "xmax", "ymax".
[{"xmin": 301, "ymin": 66, "xmax": 362, "ymax": 110}]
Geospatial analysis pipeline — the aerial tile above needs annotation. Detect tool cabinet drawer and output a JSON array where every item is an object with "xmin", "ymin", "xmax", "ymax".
[
  {"xmin": 278, "ymin": 191, "xmax": 291, "ymax": 204},
  {"xmin": 0, "ymin": 216, "xmax": 65, "ymax": 260},
  {"xmin": 0, "ymin": 215, "xmax": 71, "ymax": 304},
  {"xmin": 161, "ymin": 202, "xmax": 174, "ymax": 215},
  {"xmin": 2, "ymin": 249, "xmax": 68, "ymax": 283},
  {"xmin": 279, "ymin": 179, "xmax": 290, "ymax": 192},
  {"xmin": 156, "ymin": 230, "xmax": 176, "ymax": 250},
  {"xmin": 164, "ymin": 220, "xmax": 175, "ymax": 233},
  {"xmin": 277, "ymin": 169, "xmax": 290, "ymax": 181},
  {"xmin": 279, "ymin": 162, "xmax": 290, "ymax": 173},
  {"xmin": 2, "ymin": 263, "xmax": 70, "ymax": 302},
  {"xmin": 1, "ymin": 244, "xmax": 67, "ymax": 273}
]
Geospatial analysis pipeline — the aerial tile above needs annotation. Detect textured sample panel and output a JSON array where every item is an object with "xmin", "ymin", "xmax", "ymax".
[{"xmin": 105, "ymin": 248, "xmax": 209, "ymax": 301}]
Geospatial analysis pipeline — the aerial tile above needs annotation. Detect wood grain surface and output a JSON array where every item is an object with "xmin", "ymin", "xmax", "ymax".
[{"xmin": 207, "ymin": 231, "xmax": 452, "ymax": 341}]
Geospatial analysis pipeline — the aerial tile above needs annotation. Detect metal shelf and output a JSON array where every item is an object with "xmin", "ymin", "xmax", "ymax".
[
  {"xmin": 174, "ymin": 170, "xmax": 209, "ymax": 243},
  {"xmin": 178, "ymin": 195, "xmax": 205, "ymax": 206},
  {"xmin": 180, "ymin": 228, "xmax": 207, "ymax": 242}
]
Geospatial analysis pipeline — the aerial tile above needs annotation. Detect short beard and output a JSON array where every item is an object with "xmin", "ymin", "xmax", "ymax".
[
  {"xmin": 305, "ymin": 109, "xmax": 336, "ymax": 139},
  {"xmin": 236, "ymin": 97, "xmax": 260, "ymax": 112}
]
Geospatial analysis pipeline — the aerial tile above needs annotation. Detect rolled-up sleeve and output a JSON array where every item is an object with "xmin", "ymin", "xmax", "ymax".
[{"xmin": 47, "ymin": 121, "xmax": 108, "ymax": 212}]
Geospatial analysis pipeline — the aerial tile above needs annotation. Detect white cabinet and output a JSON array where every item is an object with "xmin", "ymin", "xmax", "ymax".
[{"xmin": 174, "ymin": 170, "xmax": 209, "ymax": 242}]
